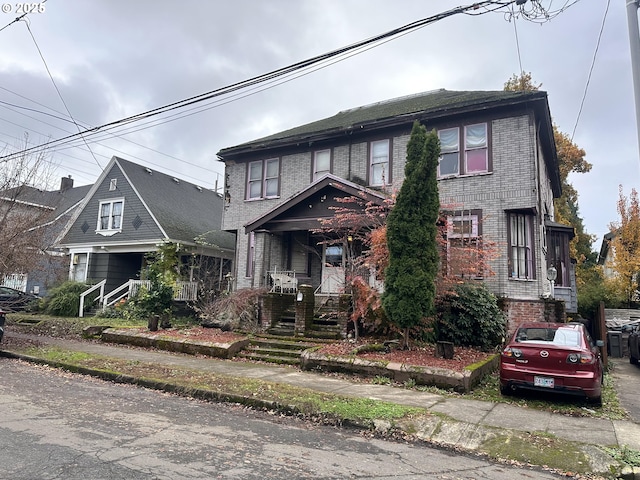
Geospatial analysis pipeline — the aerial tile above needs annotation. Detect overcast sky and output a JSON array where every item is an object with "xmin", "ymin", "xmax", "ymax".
[{"xmin": 0, "ymin": 0, "xmax": 632, "ymax": 249}]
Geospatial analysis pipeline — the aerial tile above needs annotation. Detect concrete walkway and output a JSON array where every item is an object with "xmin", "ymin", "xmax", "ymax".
[{"xmin": 3, "ymin": 331, "xmax": 640, "ymax": 477}]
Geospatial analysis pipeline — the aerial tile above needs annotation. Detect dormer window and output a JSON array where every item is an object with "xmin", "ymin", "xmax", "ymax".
[{"xmin": 97, "ymin": 199, "xmax": 124, "ymax": 236}]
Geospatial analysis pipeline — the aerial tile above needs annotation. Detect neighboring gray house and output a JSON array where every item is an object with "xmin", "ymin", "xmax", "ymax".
[
  {"xmin": 0, "ymin": 176, "xmax": 91, "ymax": 297},
  {"xmin": 57, "ymin": 156, "xmax": 236, "ymax": 303},
  {"xmin": 218, "ymin": 89, "xmax": 577, "ymax": 328}
]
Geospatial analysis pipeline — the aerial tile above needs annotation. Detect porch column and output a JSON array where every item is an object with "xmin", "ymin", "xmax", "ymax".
[
  {"xmin": 253, "ymin": 231, "xmax": 269, "ymax": 288},
  {"xmin": 294, "ymin": 284, "xmax": 315, "ymax": 336}
]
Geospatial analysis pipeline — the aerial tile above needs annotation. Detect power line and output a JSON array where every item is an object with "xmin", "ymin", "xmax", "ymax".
[
  {"xmin": 0, "ymin": 0, "xmax": 529, "ymax": 162},
  {"xmin": 22, "ymin": 17, "xmax": 103, "ymax": 170},
  {"xmin": 570, "ymin": 0, "xmax": 610, "ymax": 141}
]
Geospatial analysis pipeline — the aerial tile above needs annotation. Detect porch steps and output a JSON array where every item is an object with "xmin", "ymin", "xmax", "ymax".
[{"xmin": 236, "ymin": 337, "xmax": 320, "ymax": 366}]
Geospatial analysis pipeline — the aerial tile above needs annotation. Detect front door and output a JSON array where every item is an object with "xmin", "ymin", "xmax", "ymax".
[{"xmin": 321, "ymin": 244, "xmax": 345, "ymax": 293}]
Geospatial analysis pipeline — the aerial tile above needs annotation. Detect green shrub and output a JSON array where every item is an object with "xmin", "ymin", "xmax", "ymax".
[
  {"xmin": 42, "ymin": 281, "xmax": 92, "ymax": 317},
  {"xmin": 435, "ymin": 282, "xmax": 506, "ymax": 351}
]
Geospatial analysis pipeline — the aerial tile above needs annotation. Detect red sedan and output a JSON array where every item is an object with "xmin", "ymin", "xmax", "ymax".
[{"xmin": 500, "ymin": 322, "xmax": 604, "ymax": 405}]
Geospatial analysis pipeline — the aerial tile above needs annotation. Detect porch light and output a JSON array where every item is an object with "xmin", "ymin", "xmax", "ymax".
[
  {"xmin": 296, "ymin": 291, "xmax": 303, "ymax": 302},
  {"xmin": 546, "ymin": 266, "xmax": 557, "ymax": 299},
  {"xmin": 546, "ymin": 266, "xmax": 557, "ymax": 282}
]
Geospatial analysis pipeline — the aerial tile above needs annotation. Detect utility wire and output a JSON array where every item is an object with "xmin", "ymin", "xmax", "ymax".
[
  {"xmin": 0, "ymin": 0, "xmax": 523, "ymax": 162},
  {"xmin": 570, "ymin": 0, "xmax": 610, "ymax": 141},
  {"xmin": 21, "ymin": 17, "xmax": 103, "ymax": 169}
]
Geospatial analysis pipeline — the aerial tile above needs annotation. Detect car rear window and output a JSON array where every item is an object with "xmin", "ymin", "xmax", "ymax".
[{"xmin": 515, "ymin": 327, "xmax": 581, "ymax": 347}]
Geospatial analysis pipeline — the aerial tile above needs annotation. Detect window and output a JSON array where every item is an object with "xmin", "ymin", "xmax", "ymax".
[
  {"xmin": 437, "ymin": 122, "xmax": 490, "ymax": 178},
  {"xmin": 464, "ymin": 123, "xmax": 488, "ymax": 173},
  {"xmin": 97, "ymin": 199, "xmax": 124, "ymax": 234},
  {"xmin": 438, "ymin": 128, "xmax": 459, "ymax": 177},
  {"xmin": 444, "ymin": 210, "xmax": 483, "ymax": 278},
  {"xmin": 247, "ymin": 158, "xmax": 280, "ymax": 199},
  {"xmin": 369, "ymin": 139, "xmax": 390, "ymax": 186},
  {"xmin": 508, "ymin": 212, "xmax": 535, "ymax": 279},
  {"xmin": 547, "ymin": 230, "xmax": 570, "ymax": 287},
  {"xmin": 109, "ymin": 178, "xmax": 117, "ymax": 191},
  {"xmin": 313, "ymin": 150, "xmax": 331, "ymax": 181}
]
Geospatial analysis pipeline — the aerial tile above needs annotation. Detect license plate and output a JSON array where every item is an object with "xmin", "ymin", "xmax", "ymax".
[{"xmin": 534, "ymin": 376, "xmax": 554, "ymax": 388}]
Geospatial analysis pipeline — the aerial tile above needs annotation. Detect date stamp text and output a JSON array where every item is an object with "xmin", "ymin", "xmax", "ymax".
[{"xmin": 2, "ymin": 3, "xmax": 46, "ymax": 14}]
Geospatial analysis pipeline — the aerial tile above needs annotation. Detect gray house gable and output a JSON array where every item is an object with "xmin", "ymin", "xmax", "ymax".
[{"xmin": 59, "ymin": 156, "xmax": 235, "ymax": 252}]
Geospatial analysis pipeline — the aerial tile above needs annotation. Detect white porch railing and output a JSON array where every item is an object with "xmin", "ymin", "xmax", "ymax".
[
  {"xmin": 267, "ymin": 268, "xmax": 297, "ymax": 293},
  {"xmin": 79, "ymin": 279, "xmax": 198, "ymax": 317},
  {"xmin": 79, "ymin": 279, "xmax": 106, "ymax": 317}
]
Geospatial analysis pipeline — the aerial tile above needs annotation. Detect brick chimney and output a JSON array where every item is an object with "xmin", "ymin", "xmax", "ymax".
[{"xmin": 60, "ymin": 175, "xmax": 73, "ymax": 192}]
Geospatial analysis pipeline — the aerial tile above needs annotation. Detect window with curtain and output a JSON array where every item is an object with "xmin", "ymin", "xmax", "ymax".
[
  {"xmin": 437, "ymin": 122, "xmax": 490, "ymax": 178},
  {"xmin": 370, "ymin": 139, "xmax": 390, "ymax": 186},
  {"xmin": 98, "ymin": 199, "xmax": 124, "ymax": 232},
  {"xmin": 508, "ymin": 212, "xmax": 535, "ymax": 279},
  {"xmin": 438, "ymin": 128, "xmax": 459, "ymax": 177},
  {"xmin": 313, "ymin": 150, "xmax": 331, "ymax": 181},
  {"xmin": 246, "ymin": 158, "xmax": 280, "ymax": 199},
  {"xmin": 465, "ymin": 123, "xmax": 488, "ymax": 173}
]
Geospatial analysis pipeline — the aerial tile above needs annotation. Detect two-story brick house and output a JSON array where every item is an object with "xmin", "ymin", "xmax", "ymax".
[{"xmin": 218, "ymin": 89, "xmax": 576, "ymax": 327}]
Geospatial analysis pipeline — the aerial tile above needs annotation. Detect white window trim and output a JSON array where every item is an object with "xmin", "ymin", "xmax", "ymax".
[{"xmin": 96, "ymin": 198, "xmax": 124, "ymax": 237}]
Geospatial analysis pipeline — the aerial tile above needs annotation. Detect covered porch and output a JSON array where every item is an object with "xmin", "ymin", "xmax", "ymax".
[{"xmin": 244, "ymin": 175, "xmax": 388, "ymax": 296}]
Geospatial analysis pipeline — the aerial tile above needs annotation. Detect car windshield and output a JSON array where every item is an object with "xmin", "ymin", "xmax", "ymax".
[{"xmin": 515, "ymin": 327, "xmax": 581, "ymax": 347}]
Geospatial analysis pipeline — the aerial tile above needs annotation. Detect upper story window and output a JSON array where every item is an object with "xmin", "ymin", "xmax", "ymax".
[
  {"xmin": 247, "ymin": 158, "xmax": 280, "ymax": 200},
  {"xmin": 464, "ymin": 123, "xmax": 488, "ymax": 173},
  {"xmin": 97, "ymin": 199, "xmax": 124, "ymax": 236},
  {"xmin": 438, "ymin": 122, "xmax": 490, "ymax": 178},
  {"xmin": 313, "ymin": 150, "xmax": 331, "ymax": 182},
  {"xmin": 109, "ymin": 178, "xmax": 117, "ymax": 191},
  {"xmin": 508, "ymin": 212, "xmax": 535, "ymax": 280},
  {"xmin": 369, "ymin": 139, "xmax": 391, "ymax": 186}
]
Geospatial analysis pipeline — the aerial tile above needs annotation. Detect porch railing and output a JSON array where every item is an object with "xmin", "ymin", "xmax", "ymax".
[
  {"xmin": 267, "ymin": 268, "xmax": 297, "ymax": 293},
  {"xmin": 79, "ymin": 279, "xmax": 198, "ymax": 317}
]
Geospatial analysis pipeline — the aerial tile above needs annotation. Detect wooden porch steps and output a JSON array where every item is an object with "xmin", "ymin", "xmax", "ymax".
[{"xmin": 236, "ymin": 337, "xmax": 322, "ymax": 366}]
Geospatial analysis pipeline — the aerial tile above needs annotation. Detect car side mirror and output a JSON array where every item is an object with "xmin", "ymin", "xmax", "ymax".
[{"xmin": 596, "ymin": 340, "xmax": 604, "ymax": 348}]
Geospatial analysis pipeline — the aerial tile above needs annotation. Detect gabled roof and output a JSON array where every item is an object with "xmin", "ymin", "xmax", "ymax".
[
  {"xmin": 60, "ymin": 156, "xmax": 235, "ymax": 251},
  {"xmin": 598, "ymin": 231, "xmax": 615, "ymax": 265},
  {"xmin": 0, "ymin": 181, "xmax": 92, "ymax": 222},
  {"xmin": 218, "ymin": 89, "xmax": 560, "ymax": 197},
  {"xmin": 245, "ymin": 174, "xmax": 388, "ymax": 233}
]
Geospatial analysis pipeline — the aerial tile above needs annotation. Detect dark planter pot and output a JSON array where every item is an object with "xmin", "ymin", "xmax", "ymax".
[
  {"xmin": 436, "ymin": 341, "xmax": 454, "ymax": 359},
  {"xmin": 148, "ymin": 315, "xmax": 159, "ymax": 331}
]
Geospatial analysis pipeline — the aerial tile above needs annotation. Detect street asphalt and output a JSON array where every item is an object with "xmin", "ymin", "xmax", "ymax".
[{"xmin": 3, "ymin": 331, "xmax": 640, "ymax": 478}]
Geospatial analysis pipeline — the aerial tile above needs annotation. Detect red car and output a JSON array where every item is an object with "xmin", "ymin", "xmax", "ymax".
[{"xmin": 500, "ymin": 322, "xmax": 604, "ymax": 405}]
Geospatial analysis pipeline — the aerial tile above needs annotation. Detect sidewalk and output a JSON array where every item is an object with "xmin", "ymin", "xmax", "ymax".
[{"xmin": 3, "ymin": 331, "xmax": 640, "ymax": 478}]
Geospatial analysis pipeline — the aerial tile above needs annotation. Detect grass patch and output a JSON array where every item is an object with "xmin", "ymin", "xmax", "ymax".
[
  {"xmin": 482, "ymin": 431, "xmax": 591, "ymax": 474},
  {"xmin": 602, "ymin": 445, "xmax": 640, "ymax": 467},
  {"xmin": 7, "ymin": 344, "xmax": 423, "ymax": 423}
]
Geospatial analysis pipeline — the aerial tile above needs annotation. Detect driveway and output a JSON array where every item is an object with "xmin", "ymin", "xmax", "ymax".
[{"xmin": 610, "ymin": 357, "xmax": 640, "ymax": 422}]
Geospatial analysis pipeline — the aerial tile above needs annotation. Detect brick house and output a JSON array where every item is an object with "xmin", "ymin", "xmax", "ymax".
[{"xmin": 218, "ymin": 89, "xmax": 576, "ymax": 329}]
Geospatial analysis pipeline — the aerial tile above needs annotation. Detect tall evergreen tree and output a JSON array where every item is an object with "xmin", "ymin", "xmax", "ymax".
[{"xmin": 382, "ymin": 121, "xmax": 440, "ymax": 348}]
